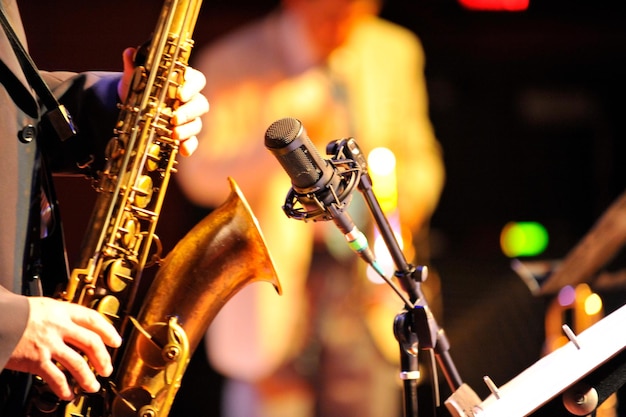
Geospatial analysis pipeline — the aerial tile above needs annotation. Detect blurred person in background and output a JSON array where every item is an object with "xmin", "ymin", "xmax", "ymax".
[{"xmin": 177, "ymin": 0, "xmax": 445, "ymax": 416}]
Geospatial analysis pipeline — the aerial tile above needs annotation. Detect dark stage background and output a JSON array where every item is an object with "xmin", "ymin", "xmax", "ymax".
[{"xmin": 20, "ymin": 0, "xmax": 626, "ymax": 414}]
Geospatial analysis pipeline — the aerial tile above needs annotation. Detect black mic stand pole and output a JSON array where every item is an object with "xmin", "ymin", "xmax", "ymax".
[{"xmin": 333, "ymin": 138, "xmax": 463, "ymax": 416}]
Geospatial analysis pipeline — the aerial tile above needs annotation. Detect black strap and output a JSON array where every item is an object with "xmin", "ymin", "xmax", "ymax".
[
  {"xmin": 0, "ymin": 3, "xmax": 76, "ymax": 141},
  {"xmin": 0, "ymin": 59, "xmax": 38, "ymax": 117}
]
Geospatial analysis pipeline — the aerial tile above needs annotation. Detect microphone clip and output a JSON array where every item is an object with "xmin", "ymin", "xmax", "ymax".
[{"xmin": 281, "ymin": 137, "xmax": 362, "ymax": 223}]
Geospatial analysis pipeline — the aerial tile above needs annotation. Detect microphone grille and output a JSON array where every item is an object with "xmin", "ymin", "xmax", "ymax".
[
  {"xmin": 265, "ymin": 117, "xmax": 301, "ymax": 148},
  {"xmin": 264, "ymin": 117, "xmax": 324, "ymax": 189}
]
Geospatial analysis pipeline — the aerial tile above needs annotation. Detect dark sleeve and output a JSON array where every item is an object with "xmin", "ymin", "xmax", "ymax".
[
  {"xmin": 0, "ymin": 287, "xmax": 29, "ymax": 370},
  {"xmin": 38, "ymin": 71, "xmax": 122, "ymax": 176}
]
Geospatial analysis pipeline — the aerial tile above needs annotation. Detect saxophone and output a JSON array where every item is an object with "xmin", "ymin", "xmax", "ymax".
[{"xmin": 26, "ymin": 1, "xmax": 280, "ymax": 416}]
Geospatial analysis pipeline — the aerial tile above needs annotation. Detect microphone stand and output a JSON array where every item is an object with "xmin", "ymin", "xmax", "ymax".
[{"xmin": 331, "ymin": 138, "xmax": 463, "ymax": 417}]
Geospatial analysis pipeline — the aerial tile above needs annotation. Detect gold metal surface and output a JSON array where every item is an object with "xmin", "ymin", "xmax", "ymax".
[{"xmin": 23, "ymin": 0, "xmax": 280, "ymax": 415}]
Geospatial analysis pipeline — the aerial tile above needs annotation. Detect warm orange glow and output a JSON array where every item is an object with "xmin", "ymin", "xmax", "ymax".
[
  {"xmin": 368, "ymin": 147, "xmax": 398, "ymax": 214},
  {"xmin": 367, "ymin": 147, "xmax": 401, "ymax": 283},
  {"xmin": 458, "ymin": 0, "xmax": 529, "ymax": 11},
  {"xmin": 367, "ymin": 227, "xmax": 403, "ymax": 283}
]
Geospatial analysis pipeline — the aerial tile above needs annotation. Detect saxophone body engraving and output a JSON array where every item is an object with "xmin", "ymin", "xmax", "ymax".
[{"xmin": 25, "ymin": 1, "xmax": 280, "ymax": 416}]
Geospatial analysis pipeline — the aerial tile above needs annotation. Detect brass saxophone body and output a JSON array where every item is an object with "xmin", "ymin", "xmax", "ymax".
[{"xmin": 26, "ymin": 0, "xmax": 280, "ymax": 416}]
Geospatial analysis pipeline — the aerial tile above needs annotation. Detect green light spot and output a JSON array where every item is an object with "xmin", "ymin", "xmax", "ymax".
[{"xmin": 500, "ymin": 221, "xmax": 549, "ymax": 257}]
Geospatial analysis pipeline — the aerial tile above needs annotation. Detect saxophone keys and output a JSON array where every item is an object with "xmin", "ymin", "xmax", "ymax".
[
  {"xmin": 145, "ymin": 143, "xmax": 162, "ymax": 172},
  {"xmin": 105, "ymin": 136, "xmax": 125, "ymax": 160},
  {"xmin": 166, "ymin": 68, "xmax": 184, "ymax": 100},
  {"xmin": 97, "ymin": 295, "xmax": 121, "ymax": 323},
  {"xmin": 105, "ymin": 258, "xmax": 134, "ymax": 292},
  {"xmin": 133, "ymin": 175, "xmax": 154, "ymax": 209},
  {"xmin": 130, "ymin": 66, "xmax": 148, "ymax": 94},
  {"xmin": 117, "ymin": 213, "xmax": 142, "ymax": 250}
]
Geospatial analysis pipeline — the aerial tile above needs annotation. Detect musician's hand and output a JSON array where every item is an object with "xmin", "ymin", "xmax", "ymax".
[
  {"xmin": 117, "ymin": 47, "xmax": 208, "ymax": 157},
  {"xmin": 171, "ymin": 66, "xmax": 208, "ymax": 156},
  {"xmin": 4, "ymin": 297, "xmax": 122, "ymax": 401}
]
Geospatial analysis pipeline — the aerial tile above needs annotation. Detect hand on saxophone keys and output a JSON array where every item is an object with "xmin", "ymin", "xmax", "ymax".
[
  {"xmin": 117, "ymin": 46, "xmax": 209, "ymax": 158},
  {"xmin": 4, "ymin": 297, "xmax": 122, "ymax": 401}
]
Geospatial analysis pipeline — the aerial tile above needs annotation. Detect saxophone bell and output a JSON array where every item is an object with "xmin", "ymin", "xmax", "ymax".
[{"xmin": 109, "ymin": 178, "xmax": 280, "ymax": 417}]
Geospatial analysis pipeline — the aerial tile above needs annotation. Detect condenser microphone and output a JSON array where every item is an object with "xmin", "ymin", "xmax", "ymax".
[{"xmin": 265, "ymin": 117, "xmax": 379, "ymax": 269}]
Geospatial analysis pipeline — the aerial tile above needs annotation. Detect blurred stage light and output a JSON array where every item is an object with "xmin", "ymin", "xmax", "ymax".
[
  {"xmin": 458, "ymin": 0, "xmax": 529, "ymax": 11},
  {"xmin": 557, "ymin": 285, "xmax": 576, "ymax": 307},
  {"xmin": 367, "ymin": 147, "xmax": 402, "ymax": 283},
  {"xmin": 500, "ymin": 221, "xmax": 549, "ymax": 257},
  {"xmin": 584, "ymin": 292, "xmax": 603, "ymax": 316},
  {"xmin": 368, "ymin": 147, "xmax": 398, "ymax": 214}
]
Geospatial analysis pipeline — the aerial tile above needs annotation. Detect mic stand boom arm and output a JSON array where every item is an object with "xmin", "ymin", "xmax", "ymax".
[{"xmin": 330, "ymin": 138, "xmax": 463, "ymax": 417}]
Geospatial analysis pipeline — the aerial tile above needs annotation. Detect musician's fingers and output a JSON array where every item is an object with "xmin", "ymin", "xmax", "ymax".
[
  {"xmin": 38, "ymin": 359, "xmax": 74, "ymax": 401},
  {"xmin": 178, "ymin": 67, "xmax": 207, "ymax": 103},
  {"xmin": 53, "ymin": 345, "xmax": 101, "ymax": 394}
]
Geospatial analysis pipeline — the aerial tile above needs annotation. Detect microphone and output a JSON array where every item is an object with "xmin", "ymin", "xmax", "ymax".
[{"xmin": 265, "ymin": 117, "xmax": 380, "ymax": 270}]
